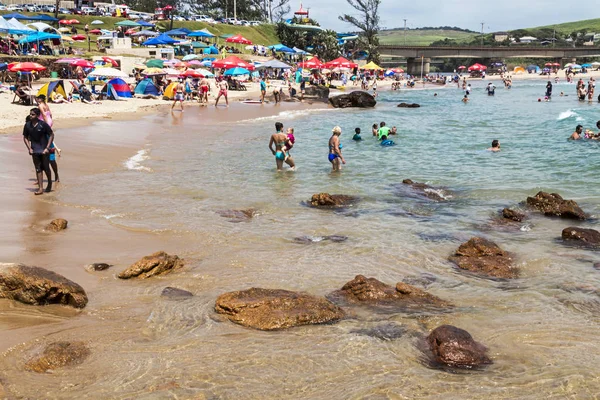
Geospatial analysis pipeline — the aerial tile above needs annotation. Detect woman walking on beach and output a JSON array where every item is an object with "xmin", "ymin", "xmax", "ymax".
[{"xmin": 328, "ymin": 126, "xmax": 345, "ymax": 172}]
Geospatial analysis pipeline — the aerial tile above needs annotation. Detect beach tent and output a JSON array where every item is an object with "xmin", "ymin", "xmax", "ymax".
[
  {"xmin": 257, "ymin": 59, "xmax": 292, "ymax": 69},
  {"xmin": 224, "ymin": 67, "xmax": 250, "ymax": 76},
  {"xmin": 27, "ymin": 22, "xmax": 58, "ymax": 33},
  {"xmin": 513, "ymin": 66, "xmax": 525, "ymax": 74},
  {"xmin": 18, "ymin": 31, "xmax": 61, "ymax": 44},
  {"xmin": 324, "ymin": 56, "xmax": 357, "ymax": 69},
  {"xmin": 165, "ymin": 27, "xmax": 191, "ymax": 35},
  {"xmin": 298, "ymin": 57, "xmax": 323, "ymax": 69},
  {"xmin": 132, "ymin": 30, "xmax": 158, "ymax": 37},
  {"xmin": 143, "ymin": 33, "xmax": 178, "ymax": 46},
  {"xmin": 91, "ymin": 20, "xmax": 104, "ymax": 25},
  {"xmin": 268, "ymin": 43, "xmax": 295, "ymax": 53},
  {"xmin": 37, "ymin": 80, "xmax": 67, "ymax": 99},
  {"xmin": 134, "ymin": 78, "xmax": 160, "ymax": 96},
  {"xmin": 163, "ymin": 81, "xmax": 179, "ymax": 99},
  {"xmin": 32, "ymin": 14, "xmax": 59, "ymax": 22},
  {"xmin": 87, "ymin": 67, "xmax": 128, "ymax": 79},
  {"xmin": 6, "ymin": 17, "xmax": 35, "ymax": 34},
  {"xmin": 362, "ymin": 61, "xmax": 383, "ymax": 70},
  {"xmin": 526, "ymin": 64, "xmax": 540, "ymax": 73},
  {"xmin": 203, "ymin": 45, "xmax": 219, "ymax": 55},
  {"xmin": 136, "ymin": 20, "xmax": 155, "ymax": 27},
  {"xmin": 188, "ymin": 30, "xmax": 214, "ymax": 38},
  {"xmin": 115, "ymin": 20, "xmax": 140, "ymax": 27},
  {"xmin": 213, "ymin": 55, "xmax": 254, "ymax": 70},
  {"xmin": 101, "ymin": 78, "xmax": 132, "ymax": 100},
  {"xmin": 468, "ymin": 63, "xmax": 487, "ymax": 71}
]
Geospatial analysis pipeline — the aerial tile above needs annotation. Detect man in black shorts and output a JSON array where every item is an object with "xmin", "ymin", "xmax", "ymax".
[{"xmin": 23, "ymin": 107, "xmax": 53, "ymax": 195}]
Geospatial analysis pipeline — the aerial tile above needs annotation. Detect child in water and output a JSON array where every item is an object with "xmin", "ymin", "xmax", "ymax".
[
  {"xmin": 281, "ymin": 127, "xmax": 295, "ymax": 161},
  {"xmin": 352, "ymin": 127, "xmax": 362, "ymax": 141}
]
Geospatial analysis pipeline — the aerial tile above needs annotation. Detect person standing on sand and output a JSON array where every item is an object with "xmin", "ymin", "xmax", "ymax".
[
  {"xmin": 268, "ymin": 122, "xmax": 295, "ymax": 171},
  {"xmin": 328, "ymin": 126, "xmax": 345, "ymax": 172},
  {"xmin": 215, "ymin": 79, "xmax": 228, "ymax": 107},
  {"xmin": 36, "ymin": 95, "xmax": 60, "ymax": 182},
  {"xmin": 171, "ymin": 79, "xmax": 185, "ymax": 111},
  {"xmin": 199, "ymin": 77, "xmax": 210, "ymax": 104},
  {"xmin": 23, "ymin": 108, "xmax": 53, "ymax": 195},
  {"xmin": 260, "ymin": 77, "xmax": 267, "ymax": 103}
]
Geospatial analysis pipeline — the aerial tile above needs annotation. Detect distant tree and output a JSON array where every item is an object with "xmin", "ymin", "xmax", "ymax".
[
  {"xmin": 276, "ymin": 22, "xmax": 339, "ymax": 58},
  {"xmin": 312, "ymin": 30, "xmax": 340, "ymax": 60},
  {"xmin": 339, "ymin": 0, "xmax": 381, "ymax": 63},
  {"xmin": 260, "ymin": 0, "xmax": 291, "ymax": 22}
]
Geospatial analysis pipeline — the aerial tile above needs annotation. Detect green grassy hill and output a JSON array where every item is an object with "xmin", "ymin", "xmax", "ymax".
[
  {"xmin": 378, "ymin": 29, "xmax": 477, "ymax": 46},
  {"xmin": 532, "ymin": 18, "xmax": 600, "ymax": 35}
]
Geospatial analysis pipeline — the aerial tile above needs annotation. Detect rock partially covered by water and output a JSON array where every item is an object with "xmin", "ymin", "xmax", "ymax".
[
  {"xmin": 449, "ymin": 237, "xmax": 518, "ymax": 279},
  {"xmin": 402, "ymin": 179, "xmax": 450, "ymax": 201},
  {"xmin": 329, "ymin": 275, "xmax": 451, "ymax": 308},
  {"xmin": 397, "ymin": 103, "xmax": 421, "ymax": 108},
  {"xmin": 303, "ymin": 85, "xmax": 330, "ymax": 99},
  {"xmin": 0, "ymin": 263, "xmax": 88, "ymax": 308},
  {"xmin": 118, "ymin": 251, "xmax": 184, "ymax": 280},
  {"xmin": 426, "ymin": 325, "xmax": 492, "ymax": 369},
  {"xmin": 215, "ymin": 288, "xmax": 345, "ymax": 330},
  {"xmin": 309, "ymin": 193, "xmax": 357, "ymax": 208},
  {"xmin": 293, "ymin": 235, "xmax": 348, "ymax": 244},
  {"xmin": 217, "ymin": 208, "xmax": 257, "ymax": 223},
  {"xmin": 502, "ymin": 208, "xmax": 526, "ymax": 222},
  {"xmin": 84, "ymin": 263, "xmax": 113, "ymax": 272},
  {"xmin": 161, "ymin": 287, "xmax": 193, "ymax": 299},
  {"xmin": 46, "ymin": 218, "xmax": 68, "ymax": 232},
  {"xmin": 329, "ymin": 91, "xmax": 376, "ymax": 108},
  {"xmin": 25, "ymin": 341, "xmax": 90, "ymax": 373},
  {"xmin": 562, "ymin": 227, "xmax": 600, "ymax": 247},
  {"xmin": 351, "ymin": 322, "xmax": 408, "ymax": 341},
  {"xmin": 526, "ymin": 191, "xmax": 586, "ymax": 220}
]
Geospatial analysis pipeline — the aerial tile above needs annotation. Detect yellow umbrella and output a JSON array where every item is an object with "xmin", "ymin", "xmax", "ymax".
[
  {"xmin": 61, "ymin": 35, "xmax": 74, "ymax": 42},
  {"xmin": 58, "ymin": 27, "xmax": 71, "ymax": 33},
  {"xmin": 362, "ymin": 61, "xmax": 383, "ymax": 70},
  {"xmin": 142, "ymin": 67, "xmax": 166, "ymax": 76}
]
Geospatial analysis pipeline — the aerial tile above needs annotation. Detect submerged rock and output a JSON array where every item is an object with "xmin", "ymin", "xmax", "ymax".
[
  {"xmin": 526, "ymin": 191, "xmax": 586, "ymax": 220},
  {"xmin": 309, "ymin": 193, "xmax": 358, "ymax": 208},
  {"xmin": 117, "ymin": 251, "xmax": 184, "ymax": 280},
  {"xmin": 426, "ymin": 325, "xmax": 492, "ymax": 369},
  {"xmin": 46, "ymin": 218, "xmax": 68, "ymax": 232},
  {"xmin": 0, "ymin": 263, "xmax": 88, "ymax": 308},
  {"xmin": 351, "ymin": 322, "xmax": 408, "ymax": 341},
  {"xmin": 329, "ymin": 91, "xmax": 376, "ymax": 108},
  {"xmin": 449, "ymin": 237, "xmax": 518, "ymax": 279},
  {"xmin": 562, "ymin": 227, "xmax": 600, "ymax": 247},
  {"xmin": 401, "ymin": 179, "xmax": 451, "ymax": 202},
  {"xmin": 216, "ymin": 208, "xmax": 258, "ymax": 222},
  {"xmin": 502, "ymin": 208, "xmax": 526, "ymax": 222},
  {"xmin": 293, "ymin": 235, "xmax": 348, "ymax": 244},
  {"xmin": 84, "ymin": 263, "xmax": 113, "ymax": 272},
  {"xmin": 328, "ymin": 275, "xmax": 451, "ymax": 308},
  {"xmin": 397, "ymin": 103, "xmax": 421, "ymax": 108},
  {"xmin": 25, "ymin": 341, "xmax": 90, "ymax": 373},
  {"xmin": 215, "ymin": 288, "xmax": 345, "ymax": 330},
  {"xmin": 161, "ymin": 287, "xmax": 193, "ymax": 299}
]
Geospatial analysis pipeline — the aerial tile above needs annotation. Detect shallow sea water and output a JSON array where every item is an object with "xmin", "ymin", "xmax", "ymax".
[{"xmin": 3, "ymin": 80, "xmax": 600, "ymax": 399}]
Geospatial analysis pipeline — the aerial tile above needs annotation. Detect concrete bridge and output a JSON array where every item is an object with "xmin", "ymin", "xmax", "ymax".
[{"xmin": 378, "ymin": 45, "xmax": 600, "ymax": 74}]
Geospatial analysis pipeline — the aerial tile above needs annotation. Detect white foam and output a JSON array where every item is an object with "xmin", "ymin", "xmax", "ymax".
[
  {"xmin": 424, "ymin": 188, "xmax": 453, "ymax": 200},
  {"xmin": 557, "ymin": 110, "xmax": 578, "ymax": 120},
  {"xmin": 236, "ymin": 107, "xmax": 337, "ymax": 123},
  {"xmin": 124, "ymin": 149, "xmax": 152, "ymax": 172},
  {"xmin": 520, "ymin": 224, "xmax": 532, "ymax": 232}
]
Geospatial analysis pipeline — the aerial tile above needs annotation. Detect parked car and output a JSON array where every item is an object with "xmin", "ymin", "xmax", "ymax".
[
  {"xmin": 0, "ymin": 4, "xmax": 6, "ymax": 11},
  {"xmin": 59, "ymin": 7, "xmax": 71, "ymax": 14},
  {"xmin": 40, "ymin": 4, "xmax": 56, "ymax": 12},
  {"xmin": 214, "ymin": 17, "xmax": 226, "ymax": 24},
  {"xmin": 7, "ymin": 4, "xmax": 24, "ymax": 11},
  {"xmin": 249, "ymin": 21, "xmax": 261, "ymax": 26}
]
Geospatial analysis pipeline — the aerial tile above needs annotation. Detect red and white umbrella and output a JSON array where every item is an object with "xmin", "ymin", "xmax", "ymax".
[
  {"xmin": 467, "ymin": 63, "xmax": 487, "ymax": 71},
  {"xmin": 457, "ymin": 65, "xmax": 466, "ymax": 70},
  {"xmin": 225, "ymin": 34, "xmax": 252, "ymax": 45},
  {"xmin": 59, "ymin": 19, "xmax": 71, "ymax": 25},
  {"xmin": 69, "ymin": 19, "xmax": 80, "ymax": 24},
  {"xmin": 324, "ymin": 57, "xmax": 357, "ymax": 69},
  {"xmin": 552, "ymin": 62, "xmax": 561, "ymax": 67},
  {"xmin": 71, "ymin": 59, "xmax": 94, "ymax": 68},
  {"xmin": 102, "ymin": 56, "xmax": 119, "ymax": 67},
  {"xmin": 9, "ymin": 62, "xmax": 46, "ymax": 72},
  {"xmin": 71, "ymin": 35, "xmax": 86, "ymax": 41},
  {"xmin": 89, "ymin": 29, "xmax": 102, "ymax": 34},
  {"xmin": 179, "ymin": 69, "xmax": 203, "ymax": 78},
  {"xmin": 212, "ymin": 55, "xmax": 255, "ymax": 71},
  {"xmin": 298, "ymin": 57, "xmax": 324, "ymax": 69},
  {"xmin": 544, "ymin": 62, "xmax": 554, "ymax": 67}
]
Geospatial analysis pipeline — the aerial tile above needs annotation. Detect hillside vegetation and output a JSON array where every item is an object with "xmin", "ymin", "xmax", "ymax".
[
  {"xmin": 378, "ymin": 29, "xmax": 477, "ymax": 46},
  {"xmin": 532, "ymin": 18, "xmax": 600, "ymax": 35}
]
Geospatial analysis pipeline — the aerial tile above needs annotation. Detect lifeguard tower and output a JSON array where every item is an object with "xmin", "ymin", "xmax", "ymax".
[{"xmin": 294, "ymin": 3, "xmax": 309, "ymax": 23}]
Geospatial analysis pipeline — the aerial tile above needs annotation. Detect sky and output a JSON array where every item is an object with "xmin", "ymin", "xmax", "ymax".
[{"xmin": 295, "ymin": 0, "xmax": 599, "ymax": 33}]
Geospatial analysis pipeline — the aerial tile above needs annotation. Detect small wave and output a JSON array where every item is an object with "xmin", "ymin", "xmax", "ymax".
[
  {"xmin": 124, "ymin": 149, "xmax": 152, "ymax": 172},
  {"xmin": 520, "ymin": 224, "xmax": 532, "ymax": 232},
  {"xmin": 423, "ymin": 188, "xmax": 453, "ymax": 200},
  {"xmin": 557, "ymin": 110, "xmax": 578, "ymax": 121},
  {"xmin": 236, "ymin": 108, "xmax": 337, "ymax": 123}
]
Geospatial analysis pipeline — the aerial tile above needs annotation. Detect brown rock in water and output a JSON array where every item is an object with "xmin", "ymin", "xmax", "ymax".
[
  {"xmin": 46, "ymin": 218, "xmax": 68, "ymax": 232},
  {"xmin": 215, "ymin": 288, "xmax": 345, "ymax": 330},
  {"xmin": 117, "ymin": 251, "xmax": 184, "ymax": 280},
  {"xmin": 502, "ymin": 208, "xmax": 526, "ymax": 222},
  {"xmin": 0, "ymin": 263, "xmax": 88, "ymax": 308},
  {"xmin": 329, "ymin": 91, "xmax": 376, "ymax": 108},
  {"xmin": 402, "ymin": 179, "xmax": 449, "ymax": 201},
  {"xmin": 84, "ymin": 263, "xmax": 113, "ymax": 272},
  {"xmin": 329, "ymin": 275, "xmax": 451, "ymax": 308},
  {"xmin": 161, "ymin": 287, "xmax": 193, "ymax": 298},
  {"xmin": 426, "ymin": 325, "xmax": 492, "ymax": 369},
  {"xmin": 562, "ymin": 227, "xmax": 600, "ymax": 247},
  {"xmin": 397, "ymin": 103, "xmax": 421, "ymax": 108},
  {"xmin": 216, "ymin": 208, "xmax": 257, "ymax": 222},
  {"xmin": 526, "ymin": 191, "xmax": 586, "ymax": 220},
  {"xmin": 449, "ymin": 237, "xmax": 518, "ymax": 279},
  {"xmin": 25, "ymin": 341, "xmax": 90, "ymax": 373},
  {"xmin": 310, "ymin": 193, "xmax": 357, "ymax": 207}
]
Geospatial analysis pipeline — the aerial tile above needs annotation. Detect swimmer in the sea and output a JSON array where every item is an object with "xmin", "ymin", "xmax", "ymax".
[
  {"xmin": 569, "ymin": 124, "xmax": 583, "ymax": 140},
  {"xmin": 328, "ymin": 126, "xmax": 345, "ymax": 171},
  {"xmin": 487, "ymin": 139, "xmax": 501, "ymax": 152},
  {"xmin": 268, "ymin": 121, "xmax": 295, "ymax": 170},
  {"xmin": 462, "ymin": 95, "xmax": 469, "ymax": 103},
  {"xmin": 352, "ymin": 127, "xmax": 362, "ymax": 141}
]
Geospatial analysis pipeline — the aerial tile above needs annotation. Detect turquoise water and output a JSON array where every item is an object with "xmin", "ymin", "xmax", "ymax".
[{"xmin": 6, "ymin": 81, "xmax": 600, "ymax": 398}]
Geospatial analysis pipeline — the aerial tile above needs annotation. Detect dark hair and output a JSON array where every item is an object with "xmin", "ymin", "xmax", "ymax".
[
  {"xmin": 275, "ymin": 122, "xmax": 283, "ymax": 131},
  {"xmin": 492, "ymin": 139, "xmax": 499, "ymax": 147},
  {"xmin": 36, "ymin": 94, "xmax": 46, "ymax": 102},
  {"xmin": 372, "ymin": 123, "xmax": 378, "ymax": 129},
  {"xmin": 596, "ymin": 120, "xmax": 600, "ymax": 129},
  {"xmin": 355, "ymin": 127, "xmax": 360, "ymax": 134},
  {"xmin": 380, "ymin": 121, "xmax": 386, "ymax": 127},
  {"xmin": 30, "ymin": 107, "xmax": 41, "ymax": 117},
  {"xmin": 576, "ymin": 124, "xmax": 583, "ymax": 131}
]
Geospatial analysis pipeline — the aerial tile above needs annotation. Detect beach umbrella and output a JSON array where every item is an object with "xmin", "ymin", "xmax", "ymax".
[
  {"xmin": 591, "ymin": 62, "xmax": 600, "ymax": 66},
  {"xmin": 69, "ymin": 19, "xmax": 80, "ymax": 24},
  {"xmin": 60, "ymin": 35, "xmax": 74, "ymax": 42},
  {"xmin": 225, "ymin": 34, "xmax": 252, "ymax": 45},
  {"xmin": 142, "ymin": 67, "xmax": 166, "ymax": 76},
  {"xmin": 89, "ymin": 29, "xmax": 102, "ymax": 34},
  {"xmin": 179, "ymin": 69, "xmax": 203, "ymax": 78},
  {"xmin": 182, "ymin": 54, "xmax": 198, "ymax": 61},
  {"xmin": 163, "ymin": 68, "xmax": 182, "ymax": 76},
  {"xmin": 57, "ymin": 27, "xmax": 70, "ymax": 33},
  {"xmin": 9, "ymin": 62, "xmax": 46, "ymax": 72},
  {"xmin": 187, "ymin": 60, "xmax": 203, "ymax": 67},
  {"xmin": 125, "ymin": 28, "xmax": 138, "ymax": 35},
  {"xmin": 581, "ymin": 63, "xmax": 592, "ymax": 68},
  {"xmin": 268, "ymin": 43, "xmax": 295, "ymax": 53},
  {"xmin": 257, "ymin": 59, "xmax": 293, "ymax": 69},
  {"xmin": 102, "ymin": 56, "xmax": 119, "ymax": 67},
  {"xmin": 194, "ymin": 68, "xmax": 214, "ymax": 77},
  {"xmin": 391, "ymin": 67, "xmax": 404, "ymax": 73},
  {"xmin": 71, "ymin": 59, "xmax": 94, "ymax": 68},
  {"xmin": 457, "ymin": 65, "xmax": 466, "ymax": 70},
  {"xmin": 145, "ymin": 59, "xmax": 164, "ymax": 68},
  {"xmin": 59, "ymin": 19, "xmax": 71, "ymax": 25},
  {"xmin": 467, "ymin": 63, "xmax": 487, "ymax": 71},
  {"xmin": 212, "ymin": 55, "xmax": 255, "ymax": 70},
  {"xmin": 91, "ymin": 20, "xmax": 104, "ymax": 25},
  {"xmin": 571, "ymin": 64, "xmax": 582, "ymax": 69},
  {"xmin": 174, "ymin": 61, "xmax": 188, "ymax": 68},
  {"xmin": 87, "ymin": 67, "xmax": 128, "ymax": 78},
  {"xmin": 298, "ymin": 57, "xmax": 323, "ymax": 69},
  {"xmin": 72, "ymin": 34, "xmax": 86, "ymax": 41},
  {"xmin": 552, "ymin": 63, "xmax": 561, "ymax": 67},
  {"xmin": 224, "ymin": 67, "xmax": 250, "ymax": 76},
  {"xmin": 544, "ymin": 62, "xmax": 554, "ymax": 67}
]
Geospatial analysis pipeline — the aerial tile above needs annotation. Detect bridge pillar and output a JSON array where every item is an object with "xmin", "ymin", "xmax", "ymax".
[{"xmin": 406, "ymin": 57, "xmax": 431, "ymax": 76}]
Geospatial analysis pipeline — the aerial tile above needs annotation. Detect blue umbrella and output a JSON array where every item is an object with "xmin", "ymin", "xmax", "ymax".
[
  {"xmin": 581, "ymin": 63, "xmax": 592, "ymax": 68},
  {"xmin": 135, "ymin": 20, "xmax": 155, "ymax": 27},
  {"xmin": 224, "ymin": 67, "xmax": 250, "ymax": 76},
  {"xmin": 188, "ymin": 30, "xmax": 214, "ymax": 38}
]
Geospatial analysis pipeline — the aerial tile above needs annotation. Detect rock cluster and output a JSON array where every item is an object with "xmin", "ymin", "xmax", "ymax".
[
  {"xmin": 118, "ymin": 251, "xmax": 184, "ymax": 280},
  {"xmin": 329, "ymin": 91, "xmax": 376, "ymax": 108},
  {"xmin": 449, "ymin": 237, "xmax": 517, "ymax": 279},
  {"xmin": 426, "ymin": 325, "xmax": 492, "ymax": 369},
  {"xmin": 561, "ymin": 227, "xmax": 600, "ymax": 247},
  {"xmin": 0, "ymin": 263, "xmax": 88, "ymax": 308},
  {"xmin": 215, "ymin": 288, "xmax": 345, "ymax": 330},
  {"xmin": 25, "ymin": 341, "xmax": 90, "ymax": 373},
  {"xmin": 309, "ymin": 193, "xmax": 357, "ymax": 208},
  {"xmin": 46, "ymin": 218, "xmax": 68, "ymax": 232},
  {"xmin": 502, "ymin": 208, "xmax": 526, "ymax": 222},
  {"xmin": 526, "ymin": 191, "xmax": 586, "ymax": 220}
]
